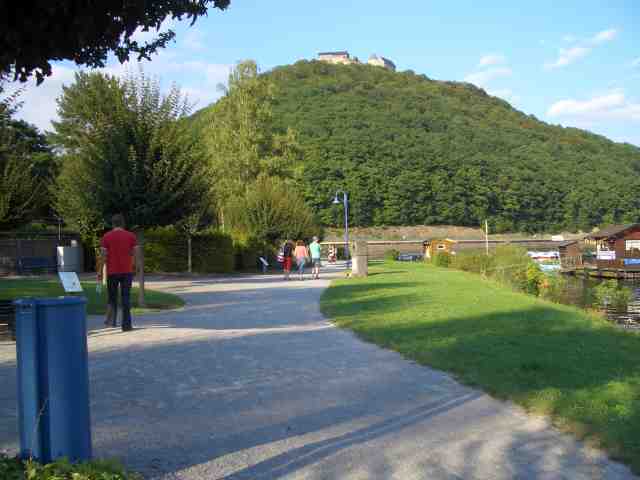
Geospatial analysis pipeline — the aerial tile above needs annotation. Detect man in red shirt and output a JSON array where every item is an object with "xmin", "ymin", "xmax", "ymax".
[{"xmin": 98, "ymin": 213, "xmax": 138, "ymax": 331}]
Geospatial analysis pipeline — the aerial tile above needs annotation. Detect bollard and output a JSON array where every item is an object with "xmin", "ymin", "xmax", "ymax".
[
  {"xmin": 350, "ymin": 240, "xmax": 369, "ymax": 277},
  {"xmin": 14, "ymin": 297, "xmax": 92, "ymax": 463}
]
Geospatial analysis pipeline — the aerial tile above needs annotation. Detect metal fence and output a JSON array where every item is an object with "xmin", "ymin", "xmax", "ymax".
[{"xmin": 0, "ymin": 232, "xmax": 82, "ymax": 276}]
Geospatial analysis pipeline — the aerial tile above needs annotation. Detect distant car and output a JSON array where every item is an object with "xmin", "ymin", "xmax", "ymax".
[{"xmin": 397, "ymin": 253, "xmax": 424, "ymax": 262}]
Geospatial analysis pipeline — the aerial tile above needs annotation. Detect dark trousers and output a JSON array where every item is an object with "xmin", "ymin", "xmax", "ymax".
[{"xmin": 107, "ymin": 273, "xmax": 133, "ymax": 331}]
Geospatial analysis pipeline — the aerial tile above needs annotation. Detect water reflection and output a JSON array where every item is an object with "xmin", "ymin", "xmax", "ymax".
[{"xmin": 551, "ymin": 275, "xmax": 640, "ymax": 330}]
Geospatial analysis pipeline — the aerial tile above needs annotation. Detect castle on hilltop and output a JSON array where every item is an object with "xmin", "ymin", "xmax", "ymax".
[{"xmin": 317, "ymin": 51, "xmax": 396, "ymax": 71}]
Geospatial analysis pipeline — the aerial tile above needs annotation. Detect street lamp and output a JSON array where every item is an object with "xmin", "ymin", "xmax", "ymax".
[{"xmin": 332, "ymin": 191, "xmax": 350, "ymax": 266}]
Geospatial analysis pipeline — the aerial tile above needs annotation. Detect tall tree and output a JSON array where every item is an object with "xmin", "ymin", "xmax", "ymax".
[
  {"xmin": 53, "ymin": 70, "xmax": 209, "ymax": 239},
  {"xmin": 0, "ymin": 78, "xmax": 53, "ymax": 229},
  {"xmin": 2, "ymin": 1, "xmax": 231, "ymax": 83},
  {"xmin": 201, "ymin": 60, "xmax": 301, "ymax": 227}
]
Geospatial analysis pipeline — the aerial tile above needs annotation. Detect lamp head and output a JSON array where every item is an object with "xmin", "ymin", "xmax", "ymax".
[{"xmin": 332, "ymin": 195, "xmax": 340, "ymax": 205}]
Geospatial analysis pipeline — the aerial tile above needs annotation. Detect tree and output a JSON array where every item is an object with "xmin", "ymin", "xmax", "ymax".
[
  {"xmin": 225, "ymin": 175, "xmax": 319, "ymax": 245},
  {"xmin": 53, "ymin": 70, "xmax": 209, "ymax": 239},
  {"xmin": 2, "ymin": 0, "xmax": 231, "ymax": 84},
  {"xmin": 0, "ymin": 78, "xmax": 53, "ymax": 229},
  {"xmin": 201, "ymin": 60, "xmax": 301, "ymax": 227}
]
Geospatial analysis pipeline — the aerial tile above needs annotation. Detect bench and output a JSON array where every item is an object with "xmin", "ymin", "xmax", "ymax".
[{"xmin": 17, "ymin": 256, "xmax": 58, "ymax": 275}]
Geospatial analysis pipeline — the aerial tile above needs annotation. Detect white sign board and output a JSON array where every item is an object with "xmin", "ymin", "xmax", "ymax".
[
  {"xmin": 596, "ymin": 250, "xmax": 616, "ymax": 260},
  {"xmin": 58, "ymin": 272, "xmax": 83, "ymax": 293}
]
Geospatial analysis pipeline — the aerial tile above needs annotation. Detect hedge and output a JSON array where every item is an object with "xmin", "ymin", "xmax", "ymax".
[{"xmin": 143, "ymin": 227, "xmax": 234, "ymax": 274}]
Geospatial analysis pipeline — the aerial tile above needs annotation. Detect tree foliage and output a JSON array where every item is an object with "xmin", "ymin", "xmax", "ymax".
[
  {"xmin": 225, "ymin": 175, "xmax": 319, "ymax": 244},
  {"xmin": 1, "ymin": 0, "xmax": 231, "ymax": 83},
  {"xmin": 197, "ymin": 60, "xmax": 301, "ymax": 226},
  {"xmin": 53, "ymin": 71, "xmax": 208, "ymax": 240},
  {"xmin": 0, "ymin": 79, "xmax": 54, "ymax": 229},
  {"xmin": 192, "ymin": 60, "xmax": 640, "ymax": 233}
]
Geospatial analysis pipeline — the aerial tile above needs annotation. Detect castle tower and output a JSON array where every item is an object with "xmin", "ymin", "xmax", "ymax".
[{"xmin": 367, "ymin": 54, "xmax": 396, "ymax": 71}]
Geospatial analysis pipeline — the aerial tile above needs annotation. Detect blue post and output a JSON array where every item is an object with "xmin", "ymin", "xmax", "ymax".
[{"xmin": 14, "ymin": 297, "xmax": 92, "ymax": 463}]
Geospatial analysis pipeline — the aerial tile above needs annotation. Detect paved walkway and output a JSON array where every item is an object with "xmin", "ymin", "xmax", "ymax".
[{"xmin": 0, "ymin": 266, "xmax": 637, "ymax": 479}]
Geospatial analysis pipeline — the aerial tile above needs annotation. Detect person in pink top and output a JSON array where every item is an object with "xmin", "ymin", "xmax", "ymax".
[
  {"xmin": 98, "ymin": 213, "xmax": 139, "ymax": 331},
  {"xmin": 293, "ymin": 240, "xmax": 309, "ymax": 280}
]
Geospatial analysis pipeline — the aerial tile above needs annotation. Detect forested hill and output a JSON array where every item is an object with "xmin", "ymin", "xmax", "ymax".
[{"xmin": 201, "ymin": 60, "xmax": 640, "ymax": 232}]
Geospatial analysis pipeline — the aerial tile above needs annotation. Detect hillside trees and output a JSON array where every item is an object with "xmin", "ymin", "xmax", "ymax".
[
  {"xmin": 242, "ymin": 60, "xmax": 640, "ymax": 232},
  {"xmin": 53, "ymin": 71, "xmax": 209, "ymax": 240}
]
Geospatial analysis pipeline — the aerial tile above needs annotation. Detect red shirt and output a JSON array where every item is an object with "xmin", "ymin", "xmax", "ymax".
[{"xmin": 101, "ymin": 229, "xmax": 137, "ymax": 275}]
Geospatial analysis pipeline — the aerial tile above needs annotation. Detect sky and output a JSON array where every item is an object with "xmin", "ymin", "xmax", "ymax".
[{"xmin": 13, "ymin": 0, "xmax": 640, "ymax": 146}]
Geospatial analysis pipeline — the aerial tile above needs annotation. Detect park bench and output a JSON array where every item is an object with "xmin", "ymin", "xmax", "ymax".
[
  {"xmin": 17, "ymin": 256, "xmax": 57, "ymax": 275},
  {"xmin": 0, "ymin": 300, "xmax": 15, "ymax": 341}
]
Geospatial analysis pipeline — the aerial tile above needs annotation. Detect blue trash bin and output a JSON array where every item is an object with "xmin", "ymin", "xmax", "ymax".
[{"xmin": 14, "ymin": 297, "xmax": 92, "ymax": 463}]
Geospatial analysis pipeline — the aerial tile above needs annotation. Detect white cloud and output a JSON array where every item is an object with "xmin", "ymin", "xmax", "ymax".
[
  {"xmin": 12, "ymin": 55, "xmax": 232, "ymax": 132},
  {"xmin": 547, "ymin": 91, "xmax": 640, "ymax": 121},
  {"xmin": 478, "ymin": 54, "xmax": 506, "ymax": 67},
  {"xmin": 591, "ymin": 28, "xmax": 618, "ymax": 44},
  {"xmin": 13, "ymin": 65, "xmax": 77, "ymax": 132},
  {"xmin": 545, "ymin": 46, "xmax": 591, "ymax": 69},
  {"xmin": 464, "ymin": 67, "xmax": 512, "ymax": 87},
  {"xmin": 544, "ymin": 28, "xmax": 618, "ymax": 70}
]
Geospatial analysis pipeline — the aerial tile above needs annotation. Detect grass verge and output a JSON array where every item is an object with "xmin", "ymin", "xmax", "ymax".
[
  {"xmin": 0, "ymin": 278, "xmax": 184, "ymax": 315},
  {"xmin": 321, "ymin": 262, "xmax": 640, "ymax": 474}
]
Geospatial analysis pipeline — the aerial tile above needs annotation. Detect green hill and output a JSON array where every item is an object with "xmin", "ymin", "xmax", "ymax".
[{"xmin": 198, "ymin": 60, "xmax": 640, "ymax": 233}]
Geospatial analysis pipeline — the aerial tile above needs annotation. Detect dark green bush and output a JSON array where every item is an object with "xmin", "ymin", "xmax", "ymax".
[
  {"xmin": 143, "ymin": 226, "xmax": 187, "ymax": 273},
  {"xmin": 192, "ymin": 230, "xmax": 234, "ymax": 273},
  {"xmin": 234, "ymin": 235, "xmax": 275, "ymax": 270},
  {"xmin": 384, "ymin": 249, "xmax": 400, "ymax": 262},
  {"xmin": 0, "ymin": 455, "xmax": 140, "ymax": 480},
  {"xmin": 143, "ymin": 226, "xmax": 234, "ymax": 273}
]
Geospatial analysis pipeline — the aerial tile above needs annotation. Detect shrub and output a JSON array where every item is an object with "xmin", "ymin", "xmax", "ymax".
[
  {"xmin": 384, "ymin": 249, "xmax": 400, "ymax": 262},
  {"xmin": 233, "ymin": 236, "xmax": 269, "ymax": 271},
  {"xmin": 143, "ymin": 226, "xmax": 234, "ymax": 273},
  {"xmin": 192, "ymin": 229, "xmax": 234, "ymax": 273},
  {"xmin": 451, "ymin": 250, "xmax": 495, "ymax": 274},
  {"xmin": 594, "ymin": 280, "xmax": 633, "ymax": 311},
  {"xmin": 525, "ymin": 262, "xmax": 544, "ymax": 295},
  {"xmin": 143, "ymin": 226, "xmax": 187, "ymax": 273},
  {"xmin": 0, "ymin": 454, "xmax": 141, "ymax": 480},
  {"xmin": 539, "ymin": 273, "xmax": 569, "ymax": 302},
  {"xmin": 432, "ymin": 252, "xmax": 451, "ymax": 267}
]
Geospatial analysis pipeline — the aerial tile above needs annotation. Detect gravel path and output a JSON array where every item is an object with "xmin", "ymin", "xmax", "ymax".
[{"xmin": 0, "ymin": 266, "xmax": 636, "ymax": 479}]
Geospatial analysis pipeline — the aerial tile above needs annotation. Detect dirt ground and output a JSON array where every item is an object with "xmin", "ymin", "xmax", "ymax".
[{"xmin": 323, "ymin": 225, "xmax": 586, "ymax": 241}]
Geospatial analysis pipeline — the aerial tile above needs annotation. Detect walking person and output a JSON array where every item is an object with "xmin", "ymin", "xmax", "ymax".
[
  {"xmin": 282, "ymin": 239, "xmax": 294, "ymax": 280},
  {"xmin": 98, "ymin": 213, "xmax": 139, "ymax": 331},
  {"xmin": 309, "ymin": 236, "xmax": 322, "ymax": 279},
  {"xmin": 294, "ymin": 240, "xmax": 309, "ymax": 280}
]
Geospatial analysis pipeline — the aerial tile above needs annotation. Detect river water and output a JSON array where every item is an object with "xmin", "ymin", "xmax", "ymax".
[{"xmin": 551, "ymin": 274, "xmax": 640, "ymax": 330}]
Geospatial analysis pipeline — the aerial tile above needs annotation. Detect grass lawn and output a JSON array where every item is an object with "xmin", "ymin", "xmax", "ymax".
[
  {"xmin": 0, "ymin": 278, "xmax": 184, "ymax": 315},
  {"xmin": 321, "ymin": 262, "xmax": 640, "ymax": 474}
]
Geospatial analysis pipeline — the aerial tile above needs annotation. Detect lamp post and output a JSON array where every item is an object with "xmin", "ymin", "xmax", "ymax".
[{"xmin": 332, "ymin": 191, "xmax": 350, "ymax": 266}]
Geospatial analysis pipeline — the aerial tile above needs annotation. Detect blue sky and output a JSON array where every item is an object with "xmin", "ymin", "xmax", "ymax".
[{"xmin": 15, "ymin": 0, "xmax": 640, "ymax": 145}]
